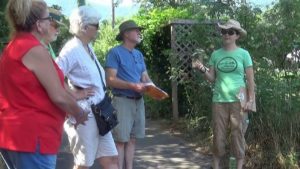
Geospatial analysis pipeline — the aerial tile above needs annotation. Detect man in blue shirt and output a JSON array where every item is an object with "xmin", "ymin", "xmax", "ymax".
[{"xmin": 105, "ymin": 20, "xmax": 151, "ymax": 169}]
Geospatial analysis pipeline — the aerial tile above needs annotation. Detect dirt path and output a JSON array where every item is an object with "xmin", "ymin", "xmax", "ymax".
[{"xmin": 56, "ymin": 120, "xmax": 212, "ymax": 169}]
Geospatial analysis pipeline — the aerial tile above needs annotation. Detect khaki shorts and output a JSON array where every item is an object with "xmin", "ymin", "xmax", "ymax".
[
  {"xmin": 212, "ymin": 102, "xmax": 248, "ymax": 159},
  {"xmin": 112, "ymin": 96, "xmax": 145, "ymax": 142}
]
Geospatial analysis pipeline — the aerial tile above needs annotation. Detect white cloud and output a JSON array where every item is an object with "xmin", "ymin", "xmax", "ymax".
[
  {"xmin": 119, "ymin": 0, "xmax": 134, "ymax": 7},
  {"xmin": 87, "ymin": 0, "xmax": 134, "ymax": 7}
]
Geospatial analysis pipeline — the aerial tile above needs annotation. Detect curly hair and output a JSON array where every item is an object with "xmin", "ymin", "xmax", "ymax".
[{"xmin": 69, "ymin": 6, "xmax": 101, "ymax": 36}]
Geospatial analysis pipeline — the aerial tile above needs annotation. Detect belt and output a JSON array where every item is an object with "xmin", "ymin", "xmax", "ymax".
[{"xmin": 114, "ymin": 94, "xmax": 142, "ymax": 100}]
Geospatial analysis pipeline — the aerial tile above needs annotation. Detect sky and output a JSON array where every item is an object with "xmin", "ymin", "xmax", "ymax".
[
  {"xmin": 45, "ymin": 0, "xmax": 275, "ymax": 20},
  {"xmin": 45, "ymin": 0, "xmax": 140, "ymax": 20}
]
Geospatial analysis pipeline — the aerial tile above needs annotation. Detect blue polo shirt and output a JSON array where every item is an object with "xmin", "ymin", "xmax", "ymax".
[{"xmin": 105, "ymin": 45, "xmax": 146, "ymax": 97}]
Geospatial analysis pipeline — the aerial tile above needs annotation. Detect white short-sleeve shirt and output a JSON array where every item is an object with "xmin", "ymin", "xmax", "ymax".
[{"xmin": 56, "ymin": 37, "xmax": 105, "ymax": 105}]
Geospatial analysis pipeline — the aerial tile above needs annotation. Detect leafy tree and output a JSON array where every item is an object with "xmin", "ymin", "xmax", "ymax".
[
  {"xmin": 136, "ymin": 0, "xmax": 238, "ymax": 10},
  {"xmin": 50, "ymin": 16, "xmax": 72, "ymax": 56},
  {"xmin": 132, "ymin": 7, "xmax": 193, "ymax": 117},
  {"xmin": 136, "ymin": 0, "xmax": 196, "ymax": 9},
  {"xmin": 51, "ymin": 4, "xmax": 62, "ymax": 10},
  {"xmin": 0, "ymin": 0, "xmax": 7, "ymax": 11},
  {"xmin": 77, "ymin": 0, "xmax": 86, "ymax": 7},
  {"xmin": 0, "ymin": 0, "xmax": 8, "ymax": 52},
  {"xmin": 130, "ymin": 0, "xmax": 300, "ymax": 168},
  {"xmin": 93, "ymin": 19, "xmax": 120, "ymax": 63}
]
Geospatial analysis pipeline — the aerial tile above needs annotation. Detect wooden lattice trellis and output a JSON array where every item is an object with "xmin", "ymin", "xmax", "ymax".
[
  {"xmin": 169, "ymin": 19, "xmax": 218, "ymax": 119},
  {"xmin": 171, "ymin": 20, "xmax": 199, "ymax": 78}
]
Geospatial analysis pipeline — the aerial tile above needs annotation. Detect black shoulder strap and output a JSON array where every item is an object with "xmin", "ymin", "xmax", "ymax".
[{"xmin": 87, "ymin": 46, "xmax": 106, "ymax": 92}]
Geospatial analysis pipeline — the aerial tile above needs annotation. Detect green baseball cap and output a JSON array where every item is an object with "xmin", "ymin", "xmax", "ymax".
[{"xmin": 116, "ymin": 20, "xmax": 143, "ymax": 41}]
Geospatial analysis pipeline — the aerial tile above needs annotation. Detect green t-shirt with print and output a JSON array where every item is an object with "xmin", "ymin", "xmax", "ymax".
[{"xmin": 208, "ymin": 47, "xmax": 253, "ymax": 103}]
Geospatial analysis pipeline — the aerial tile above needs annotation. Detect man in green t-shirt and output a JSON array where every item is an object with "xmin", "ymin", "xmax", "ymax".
[{"xmin": 193, "ymin": 19, "xmax": 256, "ymax": 169}]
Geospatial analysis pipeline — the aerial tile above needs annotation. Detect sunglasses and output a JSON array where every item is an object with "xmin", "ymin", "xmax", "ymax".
[
  {"xmin": 50, "ymin": 21, "xmax": 60, "ymax": 29},
  {"xmin": 221, "ymin": 29, "xmax": 238, "ymax": 36},
  {"xmin": 89, "ymin": 23, "xmax": 99, "ymax": 29},
  {"xmin": 39, "ymin": 16, "xmax": 54, "ymax": 22}
]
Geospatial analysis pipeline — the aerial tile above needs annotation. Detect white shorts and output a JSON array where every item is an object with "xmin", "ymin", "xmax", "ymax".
[{"xmin": 64, "ymin": 113, "xmax": 118, "ymax": 167}]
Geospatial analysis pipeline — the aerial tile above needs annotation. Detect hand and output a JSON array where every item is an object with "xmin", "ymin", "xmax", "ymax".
[
  {"xmin": 74, "ymin": 110, "xmax": 88, "ymax": 128},
  {"xmin": 192, "ymin": 59, "xmax": 207, "ymax": 73},
  {"xmin": 130, "ymin": 83, "xmax": 146, "ymax": 93},
  {"xmin": 243, "ymin": 101, "xmax": 254, "ymax": 112},
  {"xmin": 75, "ymin": 87, "xmax": 95, "ymax": 100}
]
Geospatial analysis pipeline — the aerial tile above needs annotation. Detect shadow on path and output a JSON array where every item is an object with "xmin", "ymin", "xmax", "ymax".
[{"xmin": 56, "ymin": 120, "xmax": 212, "ymax": 169}]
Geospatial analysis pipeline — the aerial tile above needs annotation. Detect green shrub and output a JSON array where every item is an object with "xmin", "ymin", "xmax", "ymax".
[{"xmin": 93, "ymin": 20, "xmax": 120, "ymax": 63}]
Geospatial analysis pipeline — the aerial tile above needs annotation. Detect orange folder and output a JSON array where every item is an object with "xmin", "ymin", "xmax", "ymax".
[{"xmin": 144, "ymin": 83, "xmax": 169, "ymax": 100}]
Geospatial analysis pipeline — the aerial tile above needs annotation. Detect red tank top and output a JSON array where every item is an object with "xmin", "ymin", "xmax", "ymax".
[{"xmin": 0, "ymin": 32, "xmax": 66, "ymax": 154}]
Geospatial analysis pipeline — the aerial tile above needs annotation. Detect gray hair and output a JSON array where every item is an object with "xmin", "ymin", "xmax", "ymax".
[{"xmin": 69, "ymin": 5, "xmax": 100, "ymax": 35}]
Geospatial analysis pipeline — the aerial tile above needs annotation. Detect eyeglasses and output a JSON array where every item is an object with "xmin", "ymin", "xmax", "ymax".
[
  {"xmin": 88, "ymin": 23, "xmax": 99, "ymax": 29},
  {"xmin": 39, "ymin": 16, "xmax": 54, "ymax": 22},
  {"xmin": 221, "ymin": 29, "xmax": 238, "ymax": 36}
]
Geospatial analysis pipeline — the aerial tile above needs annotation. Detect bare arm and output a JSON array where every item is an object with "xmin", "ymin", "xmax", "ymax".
[
  {"xmin": 141, "ymin": 71, "xmax": 152, "ymax": 83},
  {"xmin": 64, "ymin": 81, "xmax": 76, "ymax": 98},
  {"xmin": 106, "ymin": 68, "xmax": 134, "ymax": 89},
  {"xmin": 22, "ymin": 46, "xmax": 86, "ymax": 120},
  {"xmin": 203, "ymin": 66, "xmax": 216, "ymax": 83},
  {"xmin": 245, "ymin": 66, "xmax": 255, "ymax": 101},
  {"xmin": 105, "ymin": 68, "xmax": 145, "ymax": 93}
]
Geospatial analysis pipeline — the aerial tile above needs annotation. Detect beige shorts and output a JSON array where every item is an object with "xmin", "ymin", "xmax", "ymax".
[
  {"xmin": 212, "ymin": 102, "xmax": 248, "ymax": 159},
  {"xmin": 112, "ymin": 96, "xmax": 145, "ymax": 142},
  {"xmin": 64, "ymin": 113, "xmax": 118, "ymax": 167}
]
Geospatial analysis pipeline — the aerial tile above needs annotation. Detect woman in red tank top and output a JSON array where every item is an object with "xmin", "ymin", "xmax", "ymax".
[{"xmin": 0, "ymin": 0, "xmax": 88, "ymax": 168}]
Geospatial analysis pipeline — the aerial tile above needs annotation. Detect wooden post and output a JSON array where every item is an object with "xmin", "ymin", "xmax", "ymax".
[
  {"xmin": 172, "ymin": 80, "xmax": 179, "ymax": 120},
  {"xmin": 112, "ymin": 0, "xmax": 115, "ymax": 28},
  {"xmin": 170, "ymin": 24, "xmax": 179, "ymax": 120}
]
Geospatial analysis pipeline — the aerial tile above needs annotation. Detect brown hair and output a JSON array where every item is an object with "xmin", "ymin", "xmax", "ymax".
[{"xmin": 6, "ymin": 0, "xmax": 47, "ymax": 35}]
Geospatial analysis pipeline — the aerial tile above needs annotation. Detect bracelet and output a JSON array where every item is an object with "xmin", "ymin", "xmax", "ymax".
[{"xmin": 200, "ymin": 66, "xmax": 207, "ymax": 73}]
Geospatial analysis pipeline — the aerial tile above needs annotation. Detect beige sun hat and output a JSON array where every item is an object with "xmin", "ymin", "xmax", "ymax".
[
  {"xmin": 48, "ymin": 7, "xmax": 65, "ymax": 26},
  {"xmin": 218, "ymin": 19, "xmax": 247, "ymax": 37}
]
